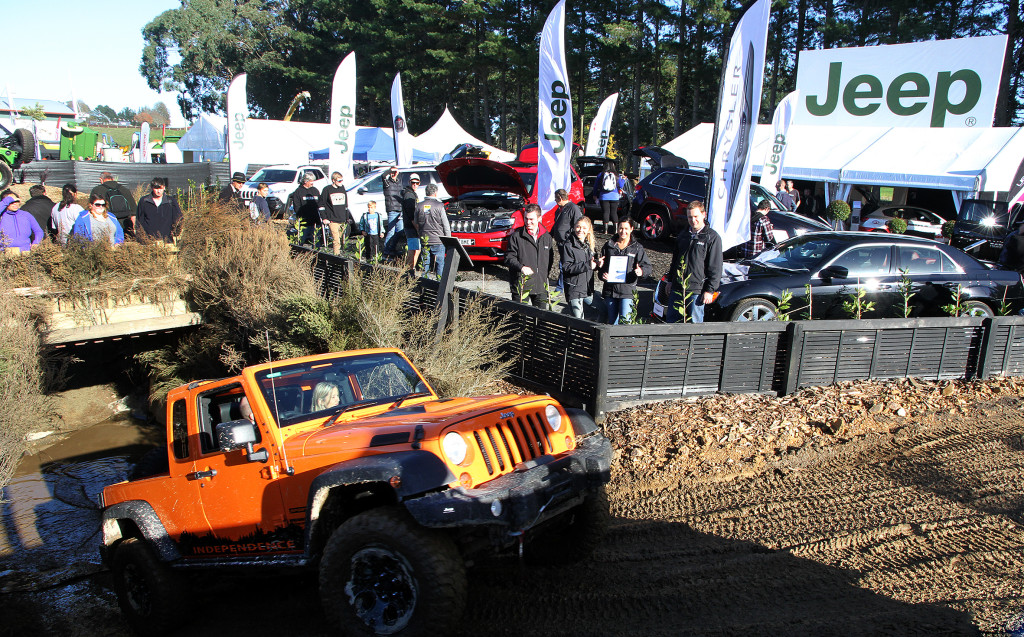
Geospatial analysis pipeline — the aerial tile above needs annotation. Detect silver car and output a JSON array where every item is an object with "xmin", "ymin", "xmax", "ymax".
[{"xmin": 860, "ymin": 205, "xmax": 948, "ymax": 240}]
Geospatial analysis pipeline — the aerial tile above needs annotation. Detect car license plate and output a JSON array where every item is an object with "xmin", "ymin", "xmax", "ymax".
[{"xmin": 458, "ymin": 238, "xmax": 474, "ymax": 246}]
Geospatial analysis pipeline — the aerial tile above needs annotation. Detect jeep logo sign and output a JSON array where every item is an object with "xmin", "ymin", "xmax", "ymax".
[
  {"xmin": 333, "ymin": 104, "xmax": 353, "ymax": 151},
  {"xmin": 795, "ymin": 36, "xmax": 1006, "ymax": 128}
]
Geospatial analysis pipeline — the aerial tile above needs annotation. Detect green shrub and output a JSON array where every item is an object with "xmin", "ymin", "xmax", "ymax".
[
  {"xmin": 942, "ymin": 219, "xmax": 956, "ymax": 238},
  {"xmin": 827, "ymin": 200, "xmax": 851, "ymax": 222},
  {"xmin": 886, "ymin": 217, "xmax": 908, "ymax": 234}
]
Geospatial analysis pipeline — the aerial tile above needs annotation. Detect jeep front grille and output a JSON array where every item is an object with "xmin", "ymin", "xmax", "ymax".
[
  {"xmin": 471, "ymin": 411, "xmax": 551, "ymax": 476},
  {"xmin": 450, "ymin": 218, "xmax": 491, "ymax": 233}
]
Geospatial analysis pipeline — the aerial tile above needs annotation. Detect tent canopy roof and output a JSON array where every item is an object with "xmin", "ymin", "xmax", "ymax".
[{"xmin": 413, "ymin": 107, "xmax": 515, "ymax": 162}]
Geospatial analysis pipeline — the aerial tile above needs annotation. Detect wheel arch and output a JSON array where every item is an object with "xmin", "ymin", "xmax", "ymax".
[{"xmin": 101, "ymin": 501, "xmax": 181, "ymax": 563}]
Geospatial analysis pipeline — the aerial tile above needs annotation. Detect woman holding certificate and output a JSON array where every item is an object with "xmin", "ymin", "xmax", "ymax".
[{"xmin": 598, "ymin": 218, "xmax": 651, "ymax": 324}]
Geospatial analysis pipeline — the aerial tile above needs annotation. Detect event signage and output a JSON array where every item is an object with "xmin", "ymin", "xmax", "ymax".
[
  {"xmin": 330, "ymin": 52, "xmax": 356, "ymax": 182},
  {"xmin": 139, "ymin": 122, "xmax": 150, "ymax": 164},
  {"xmin": 584, "ymin": 93, "xmax": 618, "ymax": 158},
  {"xmin": 5, "ymin": 85, "xmax": 16, "ymax": 128},
  {"xmin": 226, "ymin": 74, "xmax": 249, "ymax": 179},
  {"xmin": 795, "ymin": 36, "xmax": 1007, "ymax": 128},
  {"xmin": 391, "ymin": 73, "xmax": 413, "ymax": 167},
  {"xmin": 537, "ymin": 0, "xmax": 572, "ymax": 213},
  {"xmin": 759, "ymin": 91, "xmax": 797, "ymax": 190},
  {"xmin": 708, "ymin": 0, "xmax": 770, "ymax": 250}
]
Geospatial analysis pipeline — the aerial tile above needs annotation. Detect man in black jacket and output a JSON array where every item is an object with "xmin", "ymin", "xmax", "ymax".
[
  {"xmin": 382, "ymin": 167, "xmax": 404, "ymax": 257},
  {"xmin": 289, "ymin": 172, "xmax": 322, "ymax": 246},
  {"xmin": 92, "ymin": 172, "xmax": 137, "ymax": 236},
  {"xmin": 667, "ymin": 201, "xmax": 722, "ymax": 323},
  {"xmin": 551, "ymin": 188, "xmax": 582, "ymax": 291},
  {"xmin": 319, "ymin": 171, "xmax": 349, "ymax": 255},
  {"xmin": 136, "ymin": 178, "xmax": 182, "ymax": 242},
  {"xmin": 506, "ymin": 204, "xmax": 556, "ymax": 308},
  {"xmin": 219, "ymin": 171, "xmax": 247, "ymax": 211},
  {"xmin": 402, "ymin": 174, "xmax": 421, "ymax": 272},
  {"xmin": 21, "ymin": 185, "xmax": 55, "ymax": 239}
]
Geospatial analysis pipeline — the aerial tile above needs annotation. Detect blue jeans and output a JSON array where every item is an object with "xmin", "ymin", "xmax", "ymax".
[
  {"xmin": 605, "ymin": 297, "xmax": 634, "ymax": 325},
  {"xmin": 668, "ymin": 289, "xmax": 705, "ymax": 323},
  {"xmin": 429, "ymin": 243, "xmax": 445, "ymax": 278},
  {"xmin": 383, "ymin": 210, "xmax": 403, "ymax": 255}
]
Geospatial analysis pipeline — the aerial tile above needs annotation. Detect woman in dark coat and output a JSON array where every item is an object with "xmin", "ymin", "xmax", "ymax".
[
  {"xmin": 562, "ymin": 216, "xmax": 600, "ymax": 319},
  {"xmin": 598, "ymin": 218, "xmax": 652, "ymax": 325}
]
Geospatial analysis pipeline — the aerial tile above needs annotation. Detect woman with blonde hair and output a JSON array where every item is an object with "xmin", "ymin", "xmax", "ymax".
[
  {"xmin": 312, "ymin": 382, "xmax": 341, "ymax": 412},
  {"xmin": 561, "ymin": 216, "xmax": 600, "ymax": 319},
  {"xmin": 70, "ymin": 192, "xmax": 124, "ymax": 245}
]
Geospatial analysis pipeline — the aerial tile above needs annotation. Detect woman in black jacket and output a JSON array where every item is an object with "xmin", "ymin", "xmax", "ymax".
[
  {"xmin": 598, "ymin": 218, "xmax": 652, "ymax": 324},
  {"xmin": 562, "ymin": 216, "xmax": 599, "ymax": 319}
]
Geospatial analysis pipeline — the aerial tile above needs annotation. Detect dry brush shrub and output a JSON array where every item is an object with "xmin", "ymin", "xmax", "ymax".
[{"xmin": 0, "ymin": 286, "xmax": 54, "ymax": 495}]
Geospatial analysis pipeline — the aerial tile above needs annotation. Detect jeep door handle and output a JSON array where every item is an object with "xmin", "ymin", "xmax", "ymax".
[{"xmin": 187, "ymin": 469, "xmax": 217, "ymax": 480}]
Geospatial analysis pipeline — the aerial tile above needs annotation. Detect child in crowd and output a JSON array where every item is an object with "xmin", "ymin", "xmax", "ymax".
[{"xmin": 359, "ymin": 200, "xmax": 385, "ymax": 260}]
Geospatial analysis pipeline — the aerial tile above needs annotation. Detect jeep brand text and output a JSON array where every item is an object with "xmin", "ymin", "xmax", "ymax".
[
  {"xmin": 762, "ymin": 133, "xmax": 786, "ymax": 176},
  {"xmin": 544, "ymin": 81, "xmax": 570, "ymax": 153},
  {"xmin": 333, "ymin": 104, "xmax": 353, "ymax": 152}
]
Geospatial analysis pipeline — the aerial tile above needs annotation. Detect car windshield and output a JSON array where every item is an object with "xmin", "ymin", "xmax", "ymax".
[
  {"xmin": 251, "ymin": 169, "xmax": 297, "ymax": 183},
  {"xmin": 751, "ymin": 236, "xmax": 837, "ymax": 271},
  {"xmin": 750, "ymin": 185, "xmax": 785, "ymax": 211},
  {"xmin": 254, "ymin": 352, "xmax": 429, "ymax": 427},
  {"xmin": 958, "ymin": 200, "xmax": 1009, "ymax": 225}
]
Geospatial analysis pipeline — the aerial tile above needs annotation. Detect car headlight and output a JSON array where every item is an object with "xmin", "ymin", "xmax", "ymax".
[
  {"xmin": 545, "ymin": 404, "xmax": 563, "ymax": 432},
  {"xmin": 442, "ymin": 432, "xmax": 468, "ymax": 465},
  {"xmin": 981, "ymin": 216, "xmax": 997, "ymax": 227},
  {"xmin": 491, "ymin": 217, "xmax": 514, "ymax": 229}
]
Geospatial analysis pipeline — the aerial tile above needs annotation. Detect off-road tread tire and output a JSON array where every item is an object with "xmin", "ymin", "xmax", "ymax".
[
  {"xmin": 0, "ymin": 162, "xmax": 12, "ymax": 190},
  {"xmin": 525, "ymin": 486, "xmax": 610, "ymax": 565},
  {"xmin": 110, "ymin": 538, "xmax": 183, "ymax": 636},
  {"xmin": 13, "ymin": 128, "xmax": 34, "ymax": 166},
  {"xmin": 319, "ymin": 507, "xmax": 466, "ymax": 637},
  {"xmin": 730, "ymin": 298, "xmax": 779, "ymax": 322},
  {"xmin": 129, "ymin": 447, "xmax": 170, "ymax": 481}
]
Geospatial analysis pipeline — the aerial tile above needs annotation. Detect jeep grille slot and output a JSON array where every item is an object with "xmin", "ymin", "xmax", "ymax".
[
  {"xmin": 472, "ymin": 431, "xmax": 494, "ymax": 475},
  {"xmin": 525, "ymin": 413, "xmax": 550, "ymax": 454},
  {"xmin": 485, "ymin": 428, "xmax": 505, "ymax": 471}
]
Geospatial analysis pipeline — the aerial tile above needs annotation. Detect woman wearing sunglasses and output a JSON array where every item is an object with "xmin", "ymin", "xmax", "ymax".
[
  {"xmin": 70, "ymin": 193, "xmax": 125, "ymax": 245},
  {"xmin": 0, "ymin": 190, "xmax": 45, "ymax": 252}
]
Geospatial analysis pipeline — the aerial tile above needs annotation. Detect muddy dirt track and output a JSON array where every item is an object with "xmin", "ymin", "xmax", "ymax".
[{"xmin": 3, "ymin": 381, "xmax": 1024, "ymax": 636}]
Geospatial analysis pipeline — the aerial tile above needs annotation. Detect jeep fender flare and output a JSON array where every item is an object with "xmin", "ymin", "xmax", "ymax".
[
  {"xmin": 564, "ymin": 407, "xmax": 599, "ymax": 437},
  {"xmin": 101, "ymin": 500, "xmax": 181, "ymax": 563},
  {"xmin": 305, "ymin": 450, "xmax": 455, "ymax": 549}
]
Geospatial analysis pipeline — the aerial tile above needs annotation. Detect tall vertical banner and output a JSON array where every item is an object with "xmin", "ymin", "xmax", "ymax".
[
  {"xmin": 758, "ymin": 90, "xmax": 798, "ymax": 190},
  {"xmin": 330, "ymin": 52, "xmax": 357, "ymax": 182},
  {"xmin": 5, "ymin": 85, "xmax": 17, "ymax": 128},
  {"xmin": 537, "ymin": 0, "xmax": 572, "ymax": 212},
  {"xmin": 139, "ymin": 122, "xmax": 151, "ymax": 163},
  {"xmin": 391, "ymin": 73, "xmax": 413, "ymax": 167},
  {"xmin": 584, "ymin": 92, "xmax": 619, "ymax": 157},
  {"xmin": 708, "ymin": 0, "xmax": 770, "ymax": 250},
  {"xmin": 226, "ymin": 73, "xmax": 249, "ymax": 179}
]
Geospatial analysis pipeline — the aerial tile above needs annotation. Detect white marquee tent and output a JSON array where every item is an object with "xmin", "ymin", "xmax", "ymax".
[
  {"xmin": 413, "ymin": 107, "xmax": 515, "ymax": 162},
  {"xmin": 662, "ymin": 123, "xmax": 1024, "ymax": 209}
]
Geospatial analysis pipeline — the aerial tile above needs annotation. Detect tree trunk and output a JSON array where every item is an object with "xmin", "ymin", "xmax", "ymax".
[{"xmin": 995, "ymin": 0, "xmax": 1020, "ymax": 126}]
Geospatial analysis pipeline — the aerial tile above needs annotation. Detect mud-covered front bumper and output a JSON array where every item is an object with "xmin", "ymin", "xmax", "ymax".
[{"xmin": 403, "ymin": 434, "xmax": 612, "ymax": 531}]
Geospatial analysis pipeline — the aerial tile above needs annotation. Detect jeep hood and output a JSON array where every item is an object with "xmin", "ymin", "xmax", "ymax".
[{"xmin": 437, "ymin": 158, "xmax": 530, "ymax": 199}]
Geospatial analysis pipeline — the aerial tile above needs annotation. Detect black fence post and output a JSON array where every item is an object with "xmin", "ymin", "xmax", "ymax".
[
  {"xmin": 782, "ymin": 321, "xmax": 805, "ymax": 395},
  {"xmin": 593, "ymin": 325, "xmax": 611, "ymax": 422}
]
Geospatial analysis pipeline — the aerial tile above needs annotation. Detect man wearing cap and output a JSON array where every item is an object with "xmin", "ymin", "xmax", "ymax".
[
  {"xmin": 402, "ymin": 174, "xmax": 421, "ymax": 272},
  {"xmin": 320, "ymin": 171, "xmax": 350, "ymax": 255},
  {"xmin": 382, "ymin": 166, "xmax": 404, "ymax": 258},
  {"xmin": 290, "ymin": 172, "xmax": 323, "ymax": 246},
  {"xmin": 219, "ymin": 171, "xmax": 247, "ymax": 212},
  {"xmin": 91, "ymin": 171, "xmax": 137, "ymax": 236}
]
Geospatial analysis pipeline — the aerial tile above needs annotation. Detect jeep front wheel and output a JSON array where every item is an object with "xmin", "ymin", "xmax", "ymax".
[
  {"xmin": 319, "ymin": 507, "xmax": 466, "ymax": 636},
  {"xmin": 526, "ymin": 486, "xmax": 610, "ymax": 565},
  {"xmin": 110, "ymin": 538, "xmax": 183, "ymax": 636}
]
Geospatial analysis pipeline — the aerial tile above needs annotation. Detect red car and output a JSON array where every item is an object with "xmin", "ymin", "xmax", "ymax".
[{"xmin": 438, "ymin": 153, "xmax": 584, "ymax": 263}]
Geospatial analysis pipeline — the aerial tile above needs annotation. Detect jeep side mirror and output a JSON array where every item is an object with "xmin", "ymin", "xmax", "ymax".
[
  {"xmin": 819, "ymin": 265, "xmax": 849, "ymax": 281},
  {"xmin": 215, "ymin": 420, "xmax": 268, "ymax": 462},
  {"xmin": 357, "ymin": 187, "xmax": 367, "ymax": 195}
]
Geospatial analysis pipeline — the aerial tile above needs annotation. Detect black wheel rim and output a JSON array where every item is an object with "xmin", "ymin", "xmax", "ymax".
[
  {"xmin": 642, "ymin": 213, "xmax": 664, "ymax": 239},
  {"xmin": 346, "ymin": 546, "xmax": 417, "ymax": 634},
  {"xmin": 122, "ymin": 562, "xmax": 153, "ymax": 616}
]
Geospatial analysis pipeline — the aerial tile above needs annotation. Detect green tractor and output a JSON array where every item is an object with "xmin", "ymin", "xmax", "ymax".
[{"xmin": 0, "ymin": 123, "xmax": 35, "ymax": 189}]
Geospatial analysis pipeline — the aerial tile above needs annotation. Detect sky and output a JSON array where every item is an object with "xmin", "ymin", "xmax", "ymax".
[{"xmin": 5, "ymin": 0, "xmax": 188, "ymax": 127}]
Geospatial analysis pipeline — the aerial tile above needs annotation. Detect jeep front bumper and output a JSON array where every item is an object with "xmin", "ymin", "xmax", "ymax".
[{"xmin": 403, "ymin": 434, "xmax": 612, "ymax": 531}]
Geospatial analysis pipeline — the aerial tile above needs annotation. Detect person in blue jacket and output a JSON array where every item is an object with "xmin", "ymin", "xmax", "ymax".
[
  {"xmin": 70, "ymin": 193, "xmax": 124, "ymax": 245},
  {"xmin": 0, "ymin": 191, "xmax": 45, "ymax": 252},
  {"xmin": 593, "ymin": 161, "xmax": 625, "ymax": 234}
]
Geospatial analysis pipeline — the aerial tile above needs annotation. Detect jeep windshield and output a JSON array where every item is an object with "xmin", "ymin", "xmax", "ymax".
[
  {"xmin": 957, "ymin": 200, "xmax": 1009, "ymax": 227},
  {"xmin": 254, "ymin": 352, "xmax": 430, "ymax": 427},
  {"xmin": 250, "ymin": 169, "xmax": 298, "ymax": 183}
]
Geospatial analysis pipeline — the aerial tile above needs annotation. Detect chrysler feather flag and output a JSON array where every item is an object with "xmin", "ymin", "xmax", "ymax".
[
  {"xmin": 330, "ymin": 52, "xmax": 357, "ymax": 182},
  {"xmin": 708, "ymin": 0, "xmax": 770, "ymax": 250},
  {"xmin": 537, "ymin": 0, "xmax": 572, "ymax": 212},
  {"xmin": 391, "ymin": 73, "xmax": 413, "ymax": 167}
]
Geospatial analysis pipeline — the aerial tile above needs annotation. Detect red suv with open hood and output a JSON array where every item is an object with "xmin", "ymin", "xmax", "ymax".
[{"xmin": 438, "ymin": 155, "xmax": 584, "ymax": 263}]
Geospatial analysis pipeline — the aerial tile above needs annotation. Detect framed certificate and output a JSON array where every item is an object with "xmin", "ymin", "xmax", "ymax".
[{"xmin": 607, "ymin": 255, "xmax": 628, "ymax": 283}]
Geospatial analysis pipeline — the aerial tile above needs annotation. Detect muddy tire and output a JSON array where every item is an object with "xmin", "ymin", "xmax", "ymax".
[
  {"xmin": 0, "ymin": 162, "xmax": 11, "ymax": 190},
  {"xmin": 525, "ymin": 486, "xmax": 610, "ymax": 565},
  {"xmin": 111, "ymin": 538, "xmax": 183, "ymax": 636},
  {"xmin": 730, "ymin": 298, "xmax": 779, "ymax": 322},
  {"xmin": 13, "ymin": 128, "xmax": 34, "ymax": 166},
  {"xmin": 129, "ymin": 447, "xmax": 169, "ymax": 481},
  {"xmin": 319, "ymin": 507, "xmax": 466, "ymax": 636}
]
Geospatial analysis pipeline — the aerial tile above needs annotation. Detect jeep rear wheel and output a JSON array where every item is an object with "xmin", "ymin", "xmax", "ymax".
[
  {"xmin": 111, "ymin": 538, "xmax": 183, "ymax": 636},
  {"xmin": 0, "ymin": 162, "xmax": 11, "ymax": 190},
  {"xmin": 319, "ymin": 507, "xmax": 466, "ymax": 636},
  {"xmin": 525, "ymin": 486, "xmax": 610, "ymax": 565},
  {"xmin": 639, "ymin": 207, "xmax": 669, "ymax": 242}
]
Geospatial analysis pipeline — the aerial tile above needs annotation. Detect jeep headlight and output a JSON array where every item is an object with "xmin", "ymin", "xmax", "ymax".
[
  {"xmin": 491, "ymin": 217, "xmax": 513, "ymax": 229},
  {"xmin": 442, "ymin": 432, "xmax": 468, "ymax": 465},
  {"xmin": 545, "ymin": 404, "xmax": 563, "ymax": 432}
]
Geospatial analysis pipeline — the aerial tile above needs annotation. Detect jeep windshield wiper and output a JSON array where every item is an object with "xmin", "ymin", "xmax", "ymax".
[
  {"xmin": 322, "ymin": 398, "xmax": 389, "ymax": 427},
  {"xmin": 389, "ymin": 391, "xmax": 431, "ymax": 411}
]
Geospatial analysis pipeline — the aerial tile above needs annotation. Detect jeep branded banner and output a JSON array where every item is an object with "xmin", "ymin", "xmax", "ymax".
[
  {"xmin": 391, "ymin": 73, "xmax": 413, "ymax": 167},
  {"xmin": 139, "ymin": 122, "xmax": 150, "ymax": 164},
  {"xmin": 795, "ymin": 36, "xmax": 1007, "ymax": 128},
  {"xmin": 708, "ymin": 0, "xmax": 770, "ymax": 250},
  {"xmin": 330, "ymin": 52, "xmax": 356, "ymax": 182},
  {"xmin": 226, "ymin": 73, "xmax": 249, "ymax": 179},
  {"xmin": 537, "ymin": 0, "xmax": 572, "ymax": 212},
  {"xmin": 758, "ymin": 91, "xmax": 798, "ymax": 190},
  {"xmin": 584, "ymin": 92, "xmax": 619, "ymax": 158}
]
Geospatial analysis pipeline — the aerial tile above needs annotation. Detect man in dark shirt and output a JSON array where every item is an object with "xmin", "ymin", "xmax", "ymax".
[
  {"xmin": 289, "ymin": 172, "xmax": 323, "ymax": 246},
  {"xmin": 999, "ymin": 220, "xmax": 1024, "ymax": 274},
  {"xmin": 382, "ymin": 167, "xmax": 405, "ymax": 257},
  {"xmin": 219, "ymin": 171, "xmax": 247, "ymax": 211},
  {"xmin": 415, "ymin": 184, "xmax": 451, "ymax": 278},
  {"xmin": 136, "ymin": 178, "xmax": 182, "ymax": 242},
  {"xmin": 506, "ymin": 204, "xmax": 556, "ymax": 308},
  {"xmin": 551, "ymin": 188, "xmax": 582, "ymax": 292},
  {"xmin": 775, "ymin": 180, "xmax": 795, "ymax": 211},
  {"xmin": 402, "ymin": 174, "xmax": 421, "ymax": 272},
  {"xmin": 667, "ymin": 201, "xmax": 723, "ymax": 323},
  {"xmin": 21, "ymin": 185, "xmax": 55, "ymax": 239},
  {"xmin": 319, "ymin": 171, "xmax": 350, "ymax": 255}
]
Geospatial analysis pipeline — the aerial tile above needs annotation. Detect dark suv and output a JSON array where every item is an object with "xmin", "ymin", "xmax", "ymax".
[
  {"xmin": 951, "ymin": 199, "xmax": 1024, "ymax": 261},
  {"xmin": 631, "ymin": 167, "xmax": 828, "ymax": 244}
]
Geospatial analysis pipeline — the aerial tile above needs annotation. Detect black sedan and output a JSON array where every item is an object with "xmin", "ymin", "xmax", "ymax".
[{"xmin": 709, "ymin": 233, "xmax": 1023, "ymax": 321}]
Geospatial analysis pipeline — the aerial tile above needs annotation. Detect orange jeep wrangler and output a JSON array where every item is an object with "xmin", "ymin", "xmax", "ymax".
[{"xmin": 100, "ymin": 348, "xmax": 611, "ymax": 636}]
